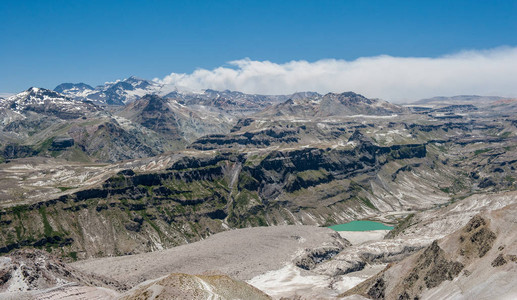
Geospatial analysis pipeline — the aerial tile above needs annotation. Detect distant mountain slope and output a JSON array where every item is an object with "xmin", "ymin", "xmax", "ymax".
[
  {"xmin": 164, "ymin": 89, "xmax": 288, "ymax": 115},
  {"xmin": 53, "ymin": 77, "xmax": 292, "ymax": 111},
  {"xmin": 257, "ymin": 91, "xmax": 408, "ymax": 118},
  {"xmin": 414, "ymin": 95, "xmax": 508, "ymax": 106},
  {"xmin": 0, "ymin": 89, "xmax": 219, "ymax": 162},
  {"xmin": 1, "ymin": 87, "xmax": 100, "ymax": 119},
  {"xmin": 54, "ymin": 82, "xmax": 95, "ymax": 98},
  {"xmin": 117, "ymin": 94, "xmax": 234, "ymax": 143},
  {"xmin": 54, "ymin": 76, "xmax": 161, "ymax": 105}
]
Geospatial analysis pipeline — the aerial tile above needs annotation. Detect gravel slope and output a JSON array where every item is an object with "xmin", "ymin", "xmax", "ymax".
[{"xmin": 72, "ymin": 225, "xmax": 348, "ymax": 285}]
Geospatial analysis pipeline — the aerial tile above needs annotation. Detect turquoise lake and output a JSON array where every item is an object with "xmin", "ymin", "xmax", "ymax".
[{"xmin": 329, "ymin": 220, "xmax": 394, "ymax": 231}]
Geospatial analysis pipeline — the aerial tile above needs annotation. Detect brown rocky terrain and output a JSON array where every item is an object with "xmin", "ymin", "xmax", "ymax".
[
  {"xmin": 342, "ymin": 203, "xmax": 517, "ymax": 300},
  {"xmin": 118, "ymin": 273, "xmax": 271, "ymax": 300}
]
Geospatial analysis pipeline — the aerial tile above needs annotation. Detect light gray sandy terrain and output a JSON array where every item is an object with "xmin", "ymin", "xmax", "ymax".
[{"xmin": 72, "ymin": 225, "xmax": 348, "ymax": 284}]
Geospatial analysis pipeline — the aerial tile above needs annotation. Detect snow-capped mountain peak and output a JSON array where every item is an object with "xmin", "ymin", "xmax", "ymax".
[
  {"xmin": 1, "ymin": 87, "xmax": 100, "ymax": 119},
  {"xmin": 54, "ymin": 76, "xmax": 162, "ymax": 105}
]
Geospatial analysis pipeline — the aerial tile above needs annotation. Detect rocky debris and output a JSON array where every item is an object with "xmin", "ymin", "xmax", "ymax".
[
  {"xmin": 491, "ymin": 254, "xmax": 507, "ymax": 267},
  {"xmin": 71, "ymin": 225, "xmax": 349, "ymax": 285},
  {"xmin": 119, "ymin": 273, "xmax": 271, "ymax": 300},
  {"xmin": 458, "ymin": 215, "xmax": 496, "ymax": 259},
  {"xmin": 342, "ymin": 242, "xmax": 464, "ymax": 299},
  {"xmin": 294, "ymin": 245, "xmax": 348, "ymax": 270},
  {"xmin": 408, "ymin": 241, "xmax": 464, "ymax": 289},
  {"xmin": 341, "ymin": 204, "xmax": 517, "ymax": 300},
  {"xmin": 312, "ymin": 239, "xmax": 424, "ymax": 277},
  {"xmin": 366, "ymin": 277, "xmax": 386, "ymax": 300},
  {"xmin": 0, "ymin": 249, "xmax": 125, "ymax": 293}
]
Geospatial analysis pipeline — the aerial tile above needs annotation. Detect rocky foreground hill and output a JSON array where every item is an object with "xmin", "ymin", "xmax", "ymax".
[{"xmin": 0, "ymin": 84, "xmax": 516, "ymax": 298}]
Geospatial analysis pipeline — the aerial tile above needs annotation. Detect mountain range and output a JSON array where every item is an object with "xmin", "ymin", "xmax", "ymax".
[{"xmin": 0, "ymin": 78, "xmax": 516, "ymax": 299}]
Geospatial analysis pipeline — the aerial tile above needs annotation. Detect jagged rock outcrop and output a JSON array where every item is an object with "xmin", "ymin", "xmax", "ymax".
[
  {"xmin": 119, "ymin": 273, "xmax": 271, "ymax": 300},
  {"xmin": 0, "ymin": 249, "xmax": 125, "ymax": 293},
  {"xmin": 342, "ymin": 204, "xmax": 517, "ymax": 300}
]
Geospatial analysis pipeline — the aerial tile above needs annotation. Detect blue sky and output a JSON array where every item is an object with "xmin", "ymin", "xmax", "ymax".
[{"xmin": 1, "ymin": 0, "xmax": 516, "ymax": 98}]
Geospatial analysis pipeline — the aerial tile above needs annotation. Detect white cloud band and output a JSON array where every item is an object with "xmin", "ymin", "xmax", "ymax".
[{"xmin": 156, "ymin": 47, "xmax": 517, "ymax": 102}]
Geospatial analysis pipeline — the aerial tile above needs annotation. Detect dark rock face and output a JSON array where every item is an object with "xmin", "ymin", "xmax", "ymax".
[
  {"xmin": 367, "ymin": 277, "xmax": 386, "ymax": 300},
  {"xmin": 432, "ymin": 104, "xmax": 478, "ymax": 113},
  {"xmin": 294, "ymin": 246, "xmax": 344, "ymax": 270},
  {"xmin": 2, "ymin": 144, "xmax": 38, "ymax": 159},
  {"xmin": 419, "ymin": 241, "xmax": 464, "ymax": 289},
  {"xmin": 479, "ymin": 178, "xmax": 496, "ymax": 188},
  {"xmin": 0, "ymin": 236, "xmax": 73, "ymax": 255},
  {"xmin": 118, "ymin": 94, "xmax": 186, "ymax": 144},
  {"xmin": 343, "ymin": 212, "xmax": 504, "ymax": 300},
  {"xmin": 51, "ymin": 137, "xmax": 74, "ymax": 150},
  {"xmin": 360, "ymin": 245, "xmax": 423, "ymax": 264},
  {"xmin": 458, "ymin": 216, "xmax": 496, "ymax": 258},
  {"xmin": 241, "ymin": 143, "xmax": 426, "ymax": 200},
  {"xmin": 491, "ymin": 254, "xmax": 507, "ymax": 267},
  {"xmin": 190, "ymin": 127, "xmax": 300, "ymax": 150},
  {"xmin": 378, "ymin": 240, "xmax": 465, "ymax": 299},
  {"xmin": 130, "ymin": 95, "xmax": 182, "ymax": 137}
]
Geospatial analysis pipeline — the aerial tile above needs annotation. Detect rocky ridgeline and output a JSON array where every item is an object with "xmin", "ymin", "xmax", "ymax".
[
  {"xmin": 342, "ymin": 203, "xmax": 517, "ymax": 300},
  {"xmin": 0, "ymin": 141, "xmax": 428, "ymax": 259}
]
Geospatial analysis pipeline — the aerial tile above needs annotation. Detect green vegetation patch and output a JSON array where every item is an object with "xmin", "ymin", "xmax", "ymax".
[
  {"xmin": 358, "ymin": 196, "xmax": 376, "ymax": 210},
  {"xmin": 57, "ymin": 186, "xmax": 77, "ymax": 192},
  {"xmin": 69, "ymin": 251, "xmax": 78, "ymax": 261},
  {"xmin": 36, "ymin": 137, "xmax": 54, "ymax": 152},
  {"xmin": 385, "ymin": 214, "xmax": 415, "ymax": 238},
  {"xmin": 500, "ymin": 131, "xmax": 512, "ymax": 138},
  {"xmin": 39, "ymin": 207, "xmax": 54, "ymax": 237},
  {"xmin": 474, "ymin": 148, "xmax": 492, "ymax": 155},
  {"xmin": 296, "ymin": 168, "xmax": 328, "ymax": 181},
  {"xmin": 164, "ymin": 178, "xmax": 227, "ymax": 201}
]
